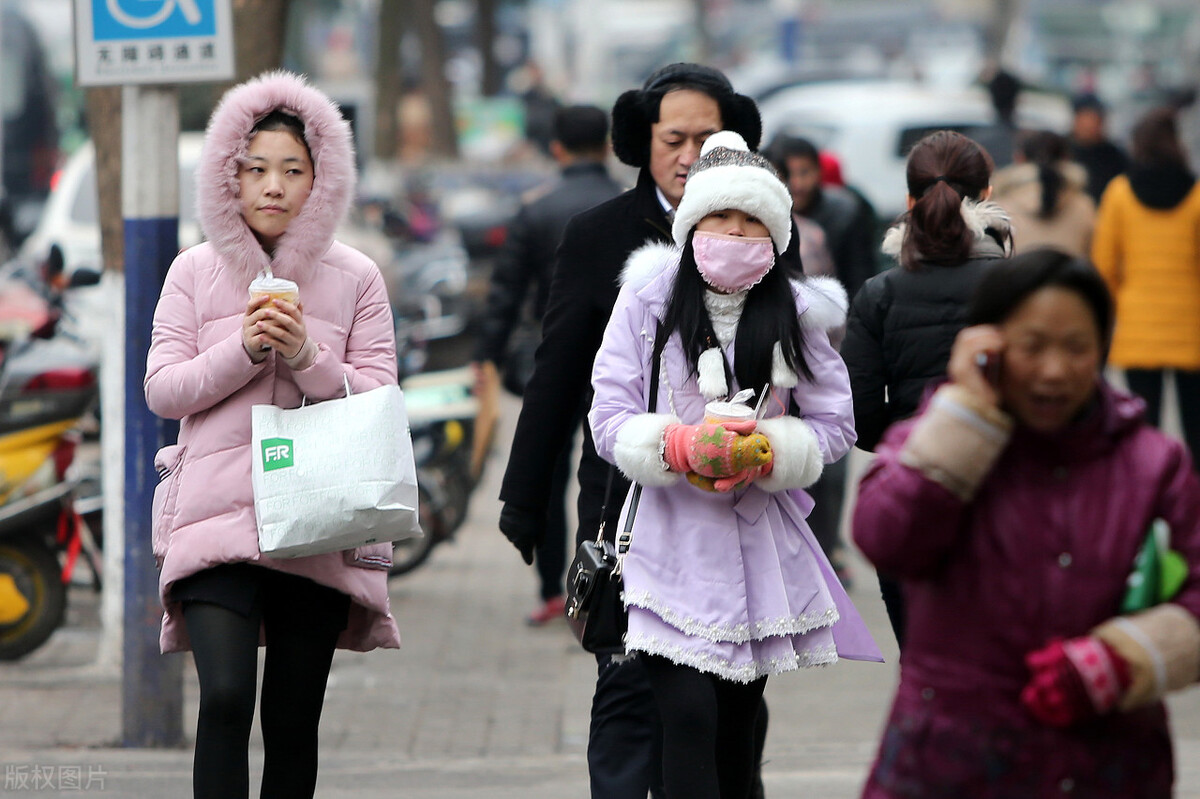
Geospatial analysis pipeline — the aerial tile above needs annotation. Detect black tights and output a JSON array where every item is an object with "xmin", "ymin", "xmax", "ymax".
[
  {"xmin": 182, "ymin": 600, "xmax": 341, "ymax": 799},
  {"xmin": 642, "ymin": 655, "xmax": 768, "ymax": 799}
]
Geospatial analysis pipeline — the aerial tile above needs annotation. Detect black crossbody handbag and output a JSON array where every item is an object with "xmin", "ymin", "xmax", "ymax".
[{"xmin": 565, "ymin": 321, "xmax": 665, "ymax": 654}]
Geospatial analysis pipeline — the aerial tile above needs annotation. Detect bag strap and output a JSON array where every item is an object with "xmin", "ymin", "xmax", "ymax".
[{"xmin": 597, "ymin": 319, "xmax": 667, "ymax": 559}]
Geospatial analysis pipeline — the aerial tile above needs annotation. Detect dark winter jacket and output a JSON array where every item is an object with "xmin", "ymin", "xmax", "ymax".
[
  {"xmin": 841, "ymin": 201, "xmax": 1011, "ymax": 451},
  {"xmin": 1070, "ymin": 138, "xmax": 1129, "ymax": 205},
  {"xmin": 473, "ymin": 162, "xmax": 623, "ymax": 365},
  {"xmin": 804, "ymin": 184, "xmax": 878, "ymax": 301},
  {"xmin": 499, "ymin": 170, "xmax": 673, "ymax": 544},
  {"xmin": 855, "ymin": 382, "xmax": 1200, "ymax": 798}
]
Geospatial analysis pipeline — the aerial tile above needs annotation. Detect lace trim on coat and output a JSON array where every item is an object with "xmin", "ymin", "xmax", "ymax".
[
  {"xmin": 625, "ymin": 632, "xmax": 838, "ymax": 683},
  {"xmin": 624, "ymin": 588, "xmax": 839, "ymax": 643}
]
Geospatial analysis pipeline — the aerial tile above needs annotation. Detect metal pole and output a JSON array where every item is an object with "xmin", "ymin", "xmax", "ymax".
[{"xmin": 120, "ymin": 83, "xmax": 182, "ymax": 748}]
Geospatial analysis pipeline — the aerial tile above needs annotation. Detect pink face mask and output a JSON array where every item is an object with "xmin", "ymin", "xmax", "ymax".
[{"xmin": 692, "ymin": 231, "xmax": 775, "ymax": 293}]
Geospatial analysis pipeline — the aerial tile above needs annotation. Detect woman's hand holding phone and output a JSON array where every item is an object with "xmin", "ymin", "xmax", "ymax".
[{"xmin": 948, "ymin": 325, "xmax": 1005, "ymax": 409}]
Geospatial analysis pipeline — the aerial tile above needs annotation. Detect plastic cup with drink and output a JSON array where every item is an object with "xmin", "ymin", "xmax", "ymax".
[
  {"xmin": 249, "ymin": 274, "xmax": 300, "ymax": 306},
  {"xmin": 249, "ymin": 273, "xmax": 300, "ymax": 350}
]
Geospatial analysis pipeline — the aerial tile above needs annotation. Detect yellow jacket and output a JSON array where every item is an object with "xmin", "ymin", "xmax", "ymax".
[{"xmin": 1092, "ymin": 175, "xmax": 1200, "ymax": 369}]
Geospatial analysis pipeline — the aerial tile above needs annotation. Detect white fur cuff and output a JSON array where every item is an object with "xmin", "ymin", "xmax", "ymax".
[
  {"xmin": 614, "ymin": 413, "xmax": 682, "ymax": 487},
  {"xmin": 755, "ymin": 416, "xmax": 824, "ymax": 491}
]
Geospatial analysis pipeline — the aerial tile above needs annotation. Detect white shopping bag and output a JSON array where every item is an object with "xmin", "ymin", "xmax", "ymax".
[{"xmin": 251, "ymin": 381, "xmax": 421, "ymax": 558}]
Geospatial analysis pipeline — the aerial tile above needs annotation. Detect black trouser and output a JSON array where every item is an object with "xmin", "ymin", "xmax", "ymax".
[
  {"xmin": 641, "ymin": 655, "xmax": 768, "ymax": 799},
  {"xmin": 806, "ymin": 457, "xmax": 848, "ymax": 561},
  {"xmin": 589, "ymin": 654, "xmax": 667, "ymax": 799},
  {"xmin": 877, "ymin": 574, "xmax": 905, "ymax": 649},
  {"xmin": 535, "ymin": 436, "xmax": 573, "ymax": 600},
  {"xmin": 181, "ymin": 578, "xmax": 347, "ymax": 799},
  {"xmin": 1125, "ymin": 368, "xmax": 1200, "ymax": 463}
]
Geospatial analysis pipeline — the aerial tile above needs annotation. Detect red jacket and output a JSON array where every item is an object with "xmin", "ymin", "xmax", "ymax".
[{"xmin": 853, "ymin": 381, "xmax": 1200, "ymax": 797}]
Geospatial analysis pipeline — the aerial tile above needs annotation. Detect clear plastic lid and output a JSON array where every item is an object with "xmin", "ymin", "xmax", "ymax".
[{"xmin": 249, "ymin": 274, "xmax": 299, "ymax": 294}]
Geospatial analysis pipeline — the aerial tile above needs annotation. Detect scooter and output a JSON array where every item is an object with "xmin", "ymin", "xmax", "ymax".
[
  {"xmin": 389, "ymin": 367, "xmax": 479, "ymax": 577},
  {"xmin": 0, "ymin": 269, "xmax": 101, "ymax": 660}
]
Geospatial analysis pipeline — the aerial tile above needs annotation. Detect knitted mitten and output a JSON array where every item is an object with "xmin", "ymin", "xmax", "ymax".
[
  {"xmin": 686, "ymin": 461, "xmax": 773, "ymax": 493},
  {"xmin": 1020, "ymin": 637, "xmax": 1132, "ymax": 727},
  {"xmin": 663, "ymin": 423, "xmax": 773, "ymax": 478}
]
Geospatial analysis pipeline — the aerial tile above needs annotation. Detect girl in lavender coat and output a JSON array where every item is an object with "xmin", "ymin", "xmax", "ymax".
[
  {"xmin": 145, "ymin": 72, "xmax": 400, "ymax": 799},
  {"xmin": 855, "ymin": 249, "xmax": 1200, "ymax": 797},
  {"xmin": 588, "ymin": 131, "xmax": 882, "ymax": 799}
]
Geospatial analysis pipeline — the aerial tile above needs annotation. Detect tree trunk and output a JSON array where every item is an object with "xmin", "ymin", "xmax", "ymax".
[
  {"xmin": 374, "ymin": 0, "xmax": 405, "ymax": 160},
  {"xmin": 477, "ymin": 0, "xmax": 502, "ymax": 97},
  {"xmin": 86, "ymin": 87, "xmax": 123, "ymax": 273},
  {"xmin": 411, "ymin": 0, "xmax": 459, "ymax": 158}
]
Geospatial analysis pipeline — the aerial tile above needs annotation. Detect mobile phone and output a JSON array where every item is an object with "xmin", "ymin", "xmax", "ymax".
[{"xmin": 975, "ymin": 351, "xmax": 1002, "ymax": 388}]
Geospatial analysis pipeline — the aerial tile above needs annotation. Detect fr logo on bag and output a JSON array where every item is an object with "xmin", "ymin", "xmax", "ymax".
[{"xmin": 261, "ymin": 438, "xmax": 295, "ymax": 472}]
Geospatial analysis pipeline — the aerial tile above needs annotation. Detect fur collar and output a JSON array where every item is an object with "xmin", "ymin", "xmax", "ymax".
[
  {"xmin": 619, "ymin": 241, "xmax": 848, "ymax": 331},
  {"xmin": 880, "ymin": 198, "xmax": 1013, "ymax": 259},
  {"xmin": 194, "ymin": 71, "xmax": 356, "ymax": 284}
]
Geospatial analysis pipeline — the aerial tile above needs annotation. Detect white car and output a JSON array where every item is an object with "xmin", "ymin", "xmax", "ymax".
[
  {"xmin": 19, "ymin": 134, "xmax": 206, "ymax": 282},
  {"xmin": 758, "ymin": 80, "xmax": 1072, "ymax": 220}
]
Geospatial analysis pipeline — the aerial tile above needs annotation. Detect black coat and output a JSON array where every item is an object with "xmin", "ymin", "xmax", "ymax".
[
  {"xmin": 1070, "ymin": 139, "xmax": 1129, "ymax": 205},
  {"xmin": 842, "ymin": 242, "xmax": 1006, "ymax": 452},
  {"xmin": 499, "ymin": 170, "xmax": 670, "ymax": 544},
  {"xmin": 474, "ymin": 162, "xmax": 623, "ymax": 365}
]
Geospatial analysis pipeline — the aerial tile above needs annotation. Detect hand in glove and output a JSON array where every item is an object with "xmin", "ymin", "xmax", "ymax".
[
  {"xmin": 663, "ymin": 422, "xmax": 773, "ymax": 479},
  {"xmin": 686, "ymin": 461, "xmax": 774, "ymax": 493},
  {"xmin": 499, "ymin": 503, "xmax": 544, "ymax": 565},
  {"xmin": 1020, "ymin": 636, "xmax": 1131, "ymax": 727}
]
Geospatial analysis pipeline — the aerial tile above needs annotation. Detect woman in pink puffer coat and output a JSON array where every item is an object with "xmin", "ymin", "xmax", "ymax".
[{"xmin": 145, "ymin": 71, "xmax": 399, "ymax": 799}]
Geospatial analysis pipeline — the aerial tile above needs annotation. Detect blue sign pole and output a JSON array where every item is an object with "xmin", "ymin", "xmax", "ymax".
[{"xmin": 121, "ymin": 84, "xmax": 183, "ymax": 748}]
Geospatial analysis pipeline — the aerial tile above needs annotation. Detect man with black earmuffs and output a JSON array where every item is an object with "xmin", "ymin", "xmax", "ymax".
[{"xmin": 498, "ymin": 62, "xmax": 797, "ymax": 799}]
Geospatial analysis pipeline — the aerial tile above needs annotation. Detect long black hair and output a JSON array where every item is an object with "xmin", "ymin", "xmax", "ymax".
[{"xmin": 662, "ymin": 231, "xmax": 812, "ymax": 402}]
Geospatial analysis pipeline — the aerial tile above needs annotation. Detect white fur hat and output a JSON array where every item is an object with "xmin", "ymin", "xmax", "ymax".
[{"xmin": 672, "ymin": 130, "xmax": 792, "ymax": 252}]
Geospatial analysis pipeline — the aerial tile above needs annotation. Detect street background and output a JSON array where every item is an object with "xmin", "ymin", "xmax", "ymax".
[
  {"xmin": 3, "ymin": 0, "xmax": 1200, "ymax": 796},
  {"xmin": 6, "ymin": 394, "xmax": 1200, "ymax": 797}
]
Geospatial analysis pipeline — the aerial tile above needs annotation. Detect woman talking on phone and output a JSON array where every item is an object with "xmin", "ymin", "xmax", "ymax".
[
  {"xmin": 853, "ymin": 248, "xmax": 1200, "ymax": 798},
  {"xmin": 840, "ymin": 130, "xmax": 1012, "ymax": 645}
]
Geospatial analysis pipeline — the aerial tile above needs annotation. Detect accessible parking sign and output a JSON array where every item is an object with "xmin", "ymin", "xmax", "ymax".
[{"xmin": 74, "ymin": 0, "xmax": 234, "ymax": 85}]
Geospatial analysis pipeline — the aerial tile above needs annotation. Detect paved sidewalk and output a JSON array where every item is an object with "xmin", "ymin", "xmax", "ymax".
[{"xmin": 5, "ymin": 408, "xmax": 1200, "ymax": 797}]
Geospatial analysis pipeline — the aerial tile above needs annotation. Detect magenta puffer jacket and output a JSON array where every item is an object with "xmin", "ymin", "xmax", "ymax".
[
  {"xmin": 144, "ymin": 72, "xmax": 400, "ymax": 654},
  {"xmin": 853, "ymin": 381, "xmax": 1200, "ymax": 798}
]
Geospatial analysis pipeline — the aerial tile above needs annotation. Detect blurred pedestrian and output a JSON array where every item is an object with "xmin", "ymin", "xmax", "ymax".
[
  {"xmin": 589, "ymin": 129, "xmax": 880, "ymax": 799},
  {"xmin": 970, "ymin": 67, "xmax": 1022, "ymax": 170},
  {"xmin": 992, "ymin": 129, "xmax": 1096, "ymax": 257},
  {"xmin": 766, "ymin": 135, "xmax": 878, "ymax": 300},
  {"xmin": 145, "ymin": 72, "xmax": 401, "ymax": 799},
  {"xmin": 472, "ymin": 104, "xmax": 623, "ymax": 625},
  {"xmin": 854, "ymin": 249, "xmax": 1200, "ymax": 798},
  {"xmin": 841, "ymin": 130, "xmax": 1012, "ymax": 646},
  {"xmin": 1091, "ymin": 106, "xmax": 1200, "ymax": 461},
  {"xmin": 497, "ymin": 63, "xmax": 771, "ymax": 799},
  {"xmin": 765, "ymin": 135, "xmax": 879, "ymax": 585},
  {"xmin": 1069, "ymin": 93, "xmax": 1129, "ymax": 204},
  {"xmin": 517, "ymin": 61, "xmax": 562, "ymax": 158}
]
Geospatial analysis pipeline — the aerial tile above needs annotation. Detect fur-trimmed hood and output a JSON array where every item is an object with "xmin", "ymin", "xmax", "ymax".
[
  {"xmin": 880, "ymin": 198, "xmax": 1013, "ymax": 260},
  {"xmin": 620, "ymin": 241, "xmax": 848, "ymax": 332},
  {"xmin": 195, "ymin": 71, "xmax": 356, "ymax": 283}
]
